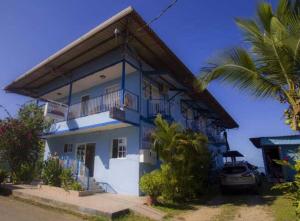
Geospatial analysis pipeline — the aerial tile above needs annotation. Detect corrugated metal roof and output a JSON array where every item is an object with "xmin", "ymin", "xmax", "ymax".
[
  {"xmin": 4, "ymin": 6, "xmax": 238, "ymax": 129},
  {"xmin": 250, "ymin": 135, "xmax": 300, "ymax": 148}
]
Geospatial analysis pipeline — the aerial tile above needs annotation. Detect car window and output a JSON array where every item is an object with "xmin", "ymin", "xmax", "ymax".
[{"xmin": 222, "ymin": 166, "xmax": 247, "ymax": 174}]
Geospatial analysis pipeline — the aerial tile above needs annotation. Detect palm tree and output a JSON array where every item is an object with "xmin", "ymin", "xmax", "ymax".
[{"xmin": 201, "ymin": 0, "xmax": 300, "ymax": 130}]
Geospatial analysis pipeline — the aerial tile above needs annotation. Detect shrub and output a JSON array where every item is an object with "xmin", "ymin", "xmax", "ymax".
[
  {"xmin": 0, "ymin": 169, "xmax": 8, "ymax": 184},
  {"xmin": 42, "ymin": 157, "xmax": 62, "ymax": 187},
  {"xmin": 140, "ymin": 169, "xmax": 163, "ymax": 200},
  {"xmin": 70, "ymin": 182, "xmax": 83, "ymax": 191},
  {"xmin": 12, "ymin": 163, "xmax": 35, "ymax": 184},
  {"xmin": 145, "ymin": 115, "xmax": 211, "ymax": 202},
  {"xmin": 60, "ymin": 168, "xmax": 75, "ymax": 190}
]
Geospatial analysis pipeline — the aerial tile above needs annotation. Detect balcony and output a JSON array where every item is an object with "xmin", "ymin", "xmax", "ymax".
[
  {"xmin": 148, "ymin": 99, "xmax": 171, "ymax": 119},
  {"xmin": 186, "ymin": 120, "xmax": 226, "ymax": 144},
  {"xmin": 43, "ymin": 89, "xmax": 139, "ymax": 135}
]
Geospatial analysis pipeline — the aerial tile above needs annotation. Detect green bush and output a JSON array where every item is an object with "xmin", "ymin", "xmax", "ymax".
[
  {"xmin": 12, "ymin": 163, "xmax": 35, "ymax": 184},
  {"xmin": 140, "ymin": 169, "xmax": 163, "ymax": 199},
  {"xmin": 0, "ymin": 169, "xmax": 8, "ymax": 184},
  {"xmin": 140, "ymin": 115, "xmax": 211, "ymax": 202},
  {"xmin": 42, "ymin": 158, "xmax": 62, "ymax": 187},
  {"xmin": 60, "ymin": 168, "xmax": 75, "ymax": 190},
  {"xmin": 42, "ymin": 158, "xmax": 83, "ymax": 191},
  {"xmin": 70, "ymin": 182, "xmax": 83, "ymax": 191}
]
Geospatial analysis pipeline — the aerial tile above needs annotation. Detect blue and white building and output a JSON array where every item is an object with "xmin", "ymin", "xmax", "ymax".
[{"xmin": 5, "ymin": 7, "xmax": 238, "ymax": 195}]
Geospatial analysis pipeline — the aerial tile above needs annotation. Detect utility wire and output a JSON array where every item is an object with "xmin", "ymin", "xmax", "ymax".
[{"xmin": 136, "ymin": 0, "xmax": 178, "ymax": 32}]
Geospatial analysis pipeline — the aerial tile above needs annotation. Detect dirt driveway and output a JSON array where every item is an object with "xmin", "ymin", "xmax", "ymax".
[
  {"xmin": 173, "ymin": 194, "xmax": 274, "ymax": 221},
  {"xmin": 0, "ymin": 196, "xmax": 84, "ymax": 221}
]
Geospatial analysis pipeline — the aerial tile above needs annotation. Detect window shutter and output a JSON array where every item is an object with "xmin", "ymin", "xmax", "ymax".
[{"xmin": 112, "ymin": 139, "xmax": 118, "ymax": 158}]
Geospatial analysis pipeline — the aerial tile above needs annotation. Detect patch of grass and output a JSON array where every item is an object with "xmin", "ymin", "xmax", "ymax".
[
  {"xmin": 270, "ymin": 195, "xmax": 296, "ymax": 221},
  {"xmin": 153, "ymin": 185, "xmax": 219, "ymax": 219},
  {"xmin": 113, "ymin": 212, "xmax": 154, "ymax": 221},
  {"xmin": 261, "ymin": 182, "xmax": 297, "ymax": 221}
]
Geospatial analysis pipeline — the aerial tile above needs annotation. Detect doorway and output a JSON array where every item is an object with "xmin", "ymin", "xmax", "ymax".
[
  {"xmin": 85, "ymin": 143, "xmax": 95, "ymax": 177},
  {"xmin": 76, "ymin": 143, "xmax": 95, "ymax": 177},
  {"xmin": 265, "ymin": 147, "xmax": 283, "ymax": 180}
]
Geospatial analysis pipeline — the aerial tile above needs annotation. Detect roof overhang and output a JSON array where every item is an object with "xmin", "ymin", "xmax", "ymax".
[
  {"xmin": 250, "ymin": 135, "xmax": 300, "ymax": 148},
  {"xmin": 4, "ymin": 6, "xmax": 238, "ymax": 129}
]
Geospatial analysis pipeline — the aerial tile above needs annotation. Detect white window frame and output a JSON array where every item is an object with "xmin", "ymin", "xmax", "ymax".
[
  {"xmin": 64, "ymin": 144, "xmax": 73, "ymax": 153},
  {"xmin": 111, "ymin": 137, "xmax": 127, "ymax": 159},
  {"xmin": 75, "ymin": 143, "xmax": 87, "ymax": 163}
]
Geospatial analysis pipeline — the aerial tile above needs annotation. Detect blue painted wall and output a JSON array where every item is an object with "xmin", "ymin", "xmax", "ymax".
[{"xmin": 45, "ymin": 125, "xmax": 140, "ymax": 195}]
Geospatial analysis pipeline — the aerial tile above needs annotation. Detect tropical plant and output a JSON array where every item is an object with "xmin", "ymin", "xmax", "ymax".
[
  {"xmin": 144, "ymin": 115, "xmax": 211, "ymax": 202},
  {"xmin": 60, "ymin": 168, "xmax": 75, "ymax": 190},
  {"xmin": 42, "ymin": 157, "xmax": 63, "ymax": 187},
  {"xmin": 200, "ymin": 0, "xmax": 300, "ymax": 130}
]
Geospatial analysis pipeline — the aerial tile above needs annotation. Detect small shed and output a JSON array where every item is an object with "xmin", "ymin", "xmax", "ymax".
[
  {"xmin": 250, "ymin": 135, "xmax": 300, "ymax": 182},
  {"xmin": 223, "ymin": 150, "xmax": 244, "ymax": 164}
]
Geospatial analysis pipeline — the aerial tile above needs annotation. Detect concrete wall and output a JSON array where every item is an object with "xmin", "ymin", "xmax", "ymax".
[{"xmin": 45, "ymin": 126, "xmax": 140, "ymax": 195}]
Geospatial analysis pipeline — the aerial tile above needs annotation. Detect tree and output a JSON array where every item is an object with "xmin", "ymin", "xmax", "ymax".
[
  {"xmin": 200, "ymin": 0, "xmax": 300, "ymax": 130},
  {"xmin": 149, "ymin": 115, "xmax": 211, "ymax": 201},
  {"xmin": 0, "ymin": 103, "xmax": 49, "ymax": 183}
]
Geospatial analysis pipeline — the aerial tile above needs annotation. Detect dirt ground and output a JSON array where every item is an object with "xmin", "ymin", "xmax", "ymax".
[
  {"xmin": 173, "ymin": 194, "xmax": 274, "ymax": 221},
  {"xmin": 0, "ymin": 196, "xmax": 84, "ymax": 221}
]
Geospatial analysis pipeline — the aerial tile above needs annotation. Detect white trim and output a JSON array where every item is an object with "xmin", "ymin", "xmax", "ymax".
[{"xmin": 111, "ymin": 137, "xmax": 127, "ymax": 159}]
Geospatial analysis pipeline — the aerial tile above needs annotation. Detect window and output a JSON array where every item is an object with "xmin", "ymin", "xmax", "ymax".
[
  {"xmin": 142, "ymin": 79, "xmax": 160, "ymax": 99},
  {"xmin": 64, "ymin": 144, "xmax": 73, "ymax": 153},
  {"xmin": 112, "ymin": 138, "xmax": 127, "ymax": 158},
  {"xmin": 143, "ymin": 79, "xmax": 151, "ymax": 99}
]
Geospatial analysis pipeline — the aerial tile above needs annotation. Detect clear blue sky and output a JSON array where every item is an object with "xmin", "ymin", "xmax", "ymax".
[{"xmin": 0, "ymin": 0, "xmax": 293, "ymax": 166}]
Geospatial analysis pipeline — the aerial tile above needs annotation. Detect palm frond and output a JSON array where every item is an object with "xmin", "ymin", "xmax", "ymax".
[
  {"xmin": 257, "ymin": 2, "xmax": 273, "ymax": 33},
  {"xmin": 201, "ymin": 47, "xmax": 282, "ymax": 98}
]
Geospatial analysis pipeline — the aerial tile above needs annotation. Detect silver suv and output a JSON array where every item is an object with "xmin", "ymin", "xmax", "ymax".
[{"xmin": 220, "ymin": 161, "xmax": 261, "ymax": 192}]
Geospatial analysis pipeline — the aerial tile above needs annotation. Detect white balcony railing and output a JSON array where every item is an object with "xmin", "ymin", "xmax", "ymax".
[{"xmin": 44, "ymin": 90, "xmax": 138, "ymax": 122}]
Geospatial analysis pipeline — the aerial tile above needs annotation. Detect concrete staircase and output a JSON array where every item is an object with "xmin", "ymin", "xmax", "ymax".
[{"xmin": 88, "ymin": 178, "xmax": 104, "ymax": 193}]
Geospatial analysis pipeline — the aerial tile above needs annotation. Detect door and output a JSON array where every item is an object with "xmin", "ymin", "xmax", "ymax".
[
  {"xmin": 81, "ymin": 95, "xmax": 90, "ymax": 116},
  {"xmin": 85, "ymin": 143, "xmax": 96, "ymax": 177},
  {"xmin": 76, "ymin": 144, "xmax": 86, "ymax": 176}
]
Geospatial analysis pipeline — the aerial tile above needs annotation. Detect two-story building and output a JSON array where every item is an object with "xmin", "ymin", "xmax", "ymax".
[{"xmin": 5, "ymin": 7, "xmax": 238, "ymax": 195}]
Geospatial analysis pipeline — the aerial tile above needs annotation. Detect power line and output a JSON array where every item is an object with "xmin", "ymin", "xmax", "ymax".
[{"xmin": 137, "ymin": 0, "xmax": 178, "ymax": 32}]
